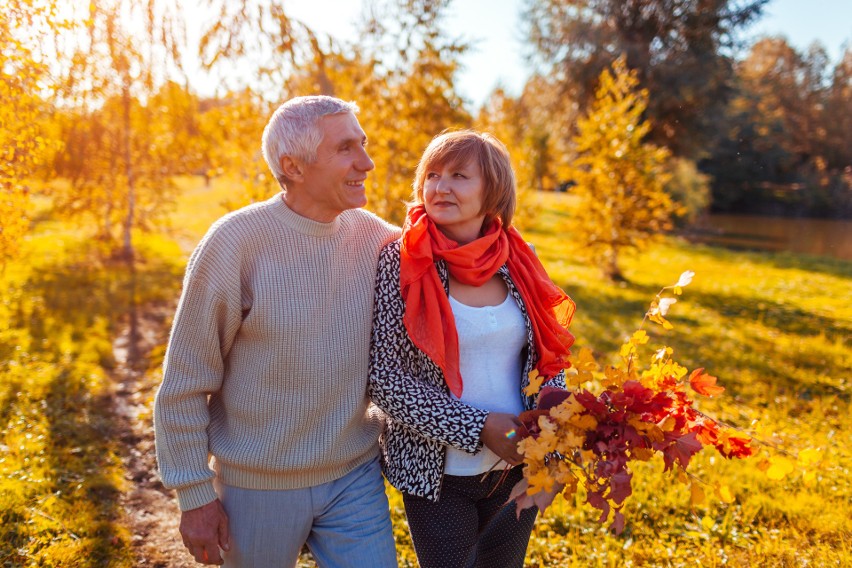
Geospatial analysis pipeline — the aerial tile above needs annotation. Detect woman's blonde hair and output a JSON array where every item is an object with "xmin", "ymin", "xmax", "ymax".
[{"xmin": 412, "ymin": 130, "xmax": 517, "ymax": 228}]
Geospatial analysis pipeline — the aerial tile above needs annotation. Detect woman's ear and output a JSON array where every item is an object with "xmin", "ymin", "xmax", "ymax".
[{"xmin": 279, "ymin": 155, "xmax": 304, "ymax": 182}]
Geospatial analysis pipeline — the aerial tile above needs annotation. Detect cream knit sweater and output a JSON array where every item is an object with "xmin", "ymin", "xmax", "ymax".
[{"xmin": 153, "ymin": 193, "xmax": 399, "ymax": 511}]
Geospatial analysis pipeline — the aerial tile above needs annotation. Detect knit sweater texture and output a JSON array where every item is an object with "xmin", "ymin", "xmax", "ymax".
[{"xmin": 153, "ymin": 193, "xmax": 399, "ymax": 511}]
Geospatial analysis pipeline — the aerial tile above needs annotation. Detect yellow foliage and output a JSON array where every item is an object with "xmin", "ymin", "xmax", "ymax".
[
  {"xmin": 568, "ymin": 56, "xmax": 677, "ymax": 280},
  {"xmin": 0, "ymin": 4, "xmax": 59, "ymax": 265}
]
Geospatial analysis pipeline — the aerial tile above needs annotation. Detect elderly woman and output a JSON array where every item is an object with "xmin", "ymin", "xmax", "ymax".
[{"xmin": 369, "ymin": 130, "xmax": 576, "ymax": 568}]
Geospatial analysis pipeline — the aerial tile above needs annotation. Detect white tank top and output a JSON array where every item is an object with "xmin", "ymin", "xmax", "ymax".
[{"xmin": 444, "ymin": 292, "xmax": 526, "ymax": 476}]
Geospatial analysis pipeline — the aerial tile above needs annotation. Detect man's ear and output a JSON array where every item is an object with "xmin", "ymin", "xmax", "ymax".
[{"xmin": 280, "ymin": 155, "xmax": 303, "ymax": 182}]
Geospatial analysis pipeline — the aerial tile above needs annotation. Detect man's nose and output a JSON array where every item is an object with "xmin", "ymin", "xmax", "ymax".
[{"xmin": 357, "ymin": 147, "xmax": 375, "ymax": 172}]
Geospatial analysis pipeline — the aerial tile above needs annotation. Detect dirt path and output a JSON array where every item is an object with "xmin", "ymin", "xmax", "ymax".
[
  {"xmin": 110, "ymin": 305, "xmax": 319, "ymax": 567},
  {"xmin": 111, "ymin": 304, "xmax": 196, "ymax": 567}
]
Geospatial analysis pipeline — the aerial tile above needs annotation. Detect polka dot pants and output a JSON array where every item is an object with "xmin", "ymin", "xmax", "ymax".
[{"xmin": 402, "ymin": 466, "xmax": 537, "ymax": 568}]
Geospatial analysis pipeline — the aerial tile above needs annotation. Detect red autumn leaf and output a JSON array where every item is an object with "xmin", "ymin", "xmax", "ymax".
[
  {"xmin": 608, "ymin": 470, "xmax": 633, "ymax": 505},
  {"xmin": 693, "ymin": 419, "xmax": 720, "ymax": 445},
  {"xmin": 689, "ymin": 368, "xmax": 725, "ymax": 396},
  {"xmin": 663, "ymin": 431, "xmax": 703, "ymax": 470},
  {"xmin": 610, "ymin": 509, "xmax": 626, "ymax": 535},
  {"xmin": 537, "ymin": 385, "xmax": 572, "ymax": 410},
  {"xmin": 716, "ymin": 433, "xmax": 756, "ymax": 459},
  {"xmin": 586, "ymin": 489, "xmax": 610, "ymax": 523},
  {"xmin": 518, "ymin": 409, "xmax": 548, "ymax": 437}
]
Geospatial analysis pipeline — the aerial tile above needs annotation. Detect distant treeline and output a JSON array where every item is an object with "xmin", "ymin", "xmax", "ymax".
[{"xmin": 4, "ymin": 1, "xmax": 851, "ymax": 265}]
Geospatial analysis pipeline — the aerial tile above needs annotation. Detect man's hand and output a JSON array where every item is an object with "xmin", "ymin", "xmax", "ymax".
[
  {"xmin": 481, "ymin": 412, "xmax": 527, "ymax": 466},
  {"xmin": 180, "ymin": 499, "xmax": 230, "ymax": 565}
]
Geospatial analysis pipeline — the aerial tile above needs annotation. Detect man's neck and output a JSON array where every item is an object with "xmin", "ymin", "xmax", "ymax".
[{"xmin": 281, "ymin": 191, "xmax": 339, "ymax": 223}]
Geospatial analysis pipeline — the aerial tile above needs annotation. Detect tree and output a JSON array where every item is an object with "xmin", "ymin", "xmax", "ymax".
[
  {"xmin": 51, "ymin": 0, "xmax": 187, "ymax": 258},
  {"xmin": 0, "ymin": 1, "xmax": 63, "ymax": 266},
  {"xmin": 822, "ymin": 48, "xmax": 852, "ymax": 173},
  {"xmin": 701, "ymin": 38, "xmax": 851, "ymax": 216},
  {"xmin": 476, "ymin": 81, "xmax": 566, "ymax": 229},
  {"xmin": 523, "ymin": 0, "xmax": 768, "ymax": 158},
  {"xmin": 197, "ymin": 89, "xmax": 273, "ymax": 210},
  {"xmin": 568, "ymin": 57, "xmax": 676, "ymax": 281},
  {"xmin": 200, "ymin": 0, "xmax": 472, "ymax": 224}
]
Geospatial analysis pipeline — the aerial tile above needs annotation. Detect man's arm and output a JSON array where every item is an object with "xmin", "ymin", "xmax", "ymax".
[{"xmin": 153, "ymin": 234, "xmax": 244, "ymax": 560}]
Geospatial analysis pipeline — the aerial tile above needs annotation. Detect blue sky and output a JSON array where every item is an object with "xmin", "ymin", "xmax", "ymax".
[{"xmin": 225, "ymin": 0, "xmax": 852, "ymax": 111}]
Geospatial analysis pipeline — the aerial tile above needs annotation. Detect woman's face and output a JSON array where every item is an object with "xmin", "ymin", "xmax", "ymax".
[{"xmin": 422, "ymin": 158, "xmax": 486, "ymax": 244}]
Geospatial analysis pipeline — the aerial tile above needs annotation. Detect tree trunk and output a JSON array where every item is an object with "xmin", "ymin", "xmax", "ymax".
[{"xmin": 121, "ymin": 82, "xmax": 135, "ymax": 263}]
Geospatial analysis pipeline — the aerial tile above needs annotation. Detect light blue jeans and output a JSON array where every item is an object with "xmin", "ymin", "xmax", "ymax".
[{"xmin": 218, "ymin": 456, "xmax": 397, "ymax": 568}]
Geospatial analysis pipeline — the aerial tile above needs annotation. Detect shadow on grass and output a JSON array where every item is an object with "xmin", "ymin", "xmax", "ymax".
[
  {"xmin": 0, "ymin": 241, "xmax": 184, "ymax": 565},
  {"xmin": 562, "ymin": 277, "xmax": 849, "ymax": 402},
  {"xmin": 689, "ymin": 288, "xmax": 850, "ymax": 343}
]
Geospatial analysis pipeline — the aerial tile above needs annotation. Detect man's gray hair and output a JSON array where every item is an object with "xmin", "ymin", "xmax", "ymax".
[{"xmin": 261, "ymin": 96, "xmax": 360, "ymax": 185}]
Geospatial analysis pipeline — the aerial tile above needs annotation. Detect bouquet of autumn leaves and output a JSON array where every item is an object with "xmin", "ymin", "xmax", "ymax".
[{"xmin": 509, "ymin": 271, "xmax": 756, "ymax": 533}]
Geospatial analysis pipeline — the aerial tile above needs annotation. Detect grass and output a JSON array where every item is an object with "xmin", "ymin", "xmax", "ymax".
[
  {"xmin": 0, "ymin": 203, "xmax": 185, "ymax": 565},
  {"xmin": 1, "ymin": 178, "xmax": 849, "ymax": 566}
]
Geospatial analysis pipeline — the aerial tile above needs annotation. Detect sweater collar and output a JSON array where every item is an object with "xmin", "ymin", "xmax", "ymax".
[{"xmin": 272, "ymin": 193, "xmax": 341, "ymax": 237}]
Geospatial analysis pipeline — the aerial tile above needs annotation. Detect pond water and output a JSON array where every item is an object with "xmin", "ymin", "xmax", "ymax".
[{"xmin": 688, "ymin": 214, "xmax": 852, "ymax": 261}]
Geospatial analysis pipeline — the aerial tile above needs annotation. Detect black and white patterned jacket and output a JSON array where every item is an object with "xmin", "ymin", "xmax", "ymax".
[{"xmin": 368, "ymin": 240, "xmax": 567, "ymax": 502}]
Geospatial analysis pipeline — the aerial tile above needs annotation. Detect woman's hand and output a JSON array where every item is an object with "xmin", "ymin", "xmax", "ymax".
[{"xmin": 481, "ymin": 412, "xmax": 527, "ymax": 466}]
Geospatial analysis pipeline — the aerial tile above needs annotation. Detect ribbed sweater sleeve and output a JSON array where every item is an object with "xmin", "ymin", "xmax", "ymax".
[{"xmin": 153, "ymin": 194, "xmax": 399, "ymax": 511}]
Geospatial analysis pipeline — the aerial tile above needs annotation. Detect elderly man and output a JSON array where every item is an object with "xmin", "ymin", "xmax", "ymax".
[{"xmin": 154, "ymin": 96, "xmax": 399, "ymax": 567}]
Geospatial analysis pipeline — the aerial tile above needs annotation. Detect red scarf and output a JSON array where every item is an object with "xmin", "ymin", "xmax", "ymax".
[{"xmin": 399, "ymin": 204, "xmax": 575, "ymax": 397}]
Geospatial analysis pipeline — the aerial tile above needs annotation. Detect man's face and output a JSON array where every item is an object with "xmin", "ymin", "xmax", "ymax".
[{"xmin": 297, "ymin": 112, "xmax": 374, "ymax": 221}]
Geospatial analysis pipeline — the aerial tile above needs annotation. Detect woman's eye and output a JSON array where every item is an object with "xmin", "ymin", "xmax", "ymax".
[{"xmin": 426, "ymin": 172, "xmax": 439, "ymax": 179}]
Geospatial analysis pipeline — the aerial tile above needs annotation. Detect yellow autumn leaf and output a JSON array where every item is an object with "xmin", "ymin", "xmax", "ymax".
[
  {"xmin": 570, "ymin": 413, "xmax": 598, "ymax": 431},
  {"xmin": 700, "ymin": 515, "xmax": 714, "ymax": 531},
  {"xmin": 716, "ymin": 484, "xmax": 735, "ymax": 503},
  {"xmin": 632, "ymin": 447, "xmax": 654, "ymax": 461},
  {"xmin": 630, "ymin": 330, "xmax": 649, "ymax": 345},
  {"xmin": 658, "ymin": 415, "xmax": 676, "ymax": 432},
  {"xmin": 560, "ymin": 428, "xmax": 586, "ymax": 449},
  {"xmin": 518, "ymin": 437, "xmax": 550, "ymax": 463},
  {"xmin": 797, "ymin": 448, "xmax": 822, "ymax": 467},
  {"xmin": 569, "ymin": 347, "xmax": 598, "ymax": 385},
  {"xmin": 766, "ymin": 456, "xmax": 795, "ymax": 480},
  {"xmin": 802, "ymin": 470, "xmax": 817, "ymax": 487},
  {"xmin": 691, "ymin": 483, "xmax": 706, "ymax": 506},
  {"xmin": 526, "ymin": 464, "xmax": 556, "ymax": 495},
  {"xmin": 523, "ymin": 369, "xmax": 545, "ymax": 397},
  {"xmin": 602, "ymin": 365, "xmax": 628, "ymax": 388},
  {"xmin": 550, "ymin": 397, "xmax": 583, "ymax": 424}
]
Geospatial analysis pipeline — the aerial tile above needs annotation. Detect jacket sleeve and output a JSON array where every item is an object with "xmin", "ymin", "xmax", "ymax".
[{"xmin": 368, "ymin": 243, "xmax": 488, "ymax": 454}]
